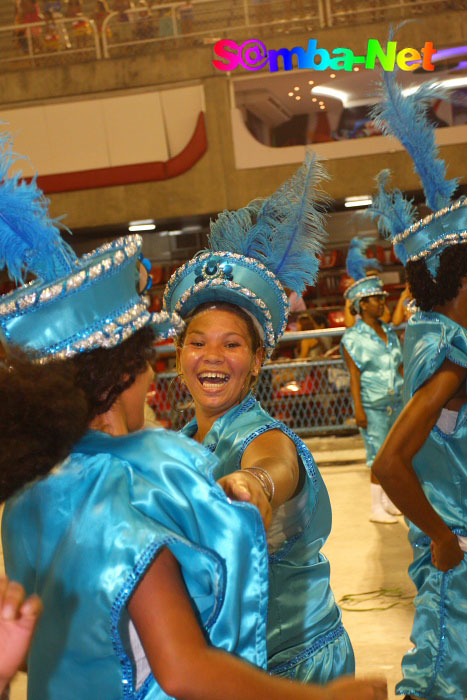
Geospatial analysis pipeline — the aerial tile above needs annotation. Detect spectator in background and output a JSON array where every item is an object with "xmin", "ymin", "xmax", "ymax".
[
  {"xmin": 16, "ymin": 0, "xmax": 43, "ymax": 54},
  {"xmin": 66, "ymin": 0, "xmax": 91, "ymax": 48},
  {"xmin": 93, "ymin": 0, "xmax": 110, "ymax": 37},
  {"xmin": 297, "ymin": 312, "xmax": 333, "ymax": 359}
]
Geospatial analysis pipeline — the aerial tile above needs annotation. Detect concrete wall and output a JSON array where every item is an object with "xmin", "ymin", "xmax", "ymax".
[{"xmin": 1, "ymin": 11, "xmax": 466, "ymax": 229}]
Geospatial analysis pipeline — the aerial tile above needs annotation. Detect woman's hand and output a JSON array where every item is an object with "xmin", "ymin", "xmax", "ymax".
[
  {"xmin": 355, "ymin": 406, "xmax": 368, "ymax": 429},
  {"xmin": 218, "ymin": 471, "xmax": 272, "ymax": 530},
  {"xmin": 0, "ymin": 577, "xmax": 42, "ymax": 692},
  {"xmin": 324, "ymin": 676, "xmax": 387, "ymax": 700},
  {"xmin": 431, "ymin": 533, "xmax": 464, "ymax": 571}
]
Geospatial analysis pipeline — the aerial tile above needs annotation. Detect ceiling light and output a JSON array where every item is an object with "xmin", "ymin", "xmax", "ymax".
[
  {"xmin": 344, "ymin": 196, "xmax": 372, "ymax": 208},
  {"xmin": 311, "ymin": 97, "xmax": 317, "ymax": 102},
  {"xmin": 294, "ymin": 86, "xmax": 300, "ymax": 91},
  {"xmin": 128, "ymin": 219, "xmax": 156, "ymax": 232},
  {"xmin": 353, "ymin": 66, "xmax": 360, "ymax": 71},
  {"xmin": 288, "ymin": 91, "xmax": 294, "ymax": 96},
  {"xmin": 308, "ymin": 80, "xmax": 314, "ymax": 85},
  {"xmin": 403, "ymin": 76, "xmax": 467, "ymax": 96},
  {"xmin": 320, "ymin": 105, "xmax": 325, "ymax": 109},
  {"xmin": 319, "ymin": 100, "xmax": 324, "ymax": 105},
  {"xmin": 311, "ymin": 85, "xmax": 348, "ymax": 105},
  {"xmin": 295, "ymin": 95, "xmax": 301, "ymax": 100},
  {"xmin": 330, "ymin": 73, "xmax": 336, "ymax": 78}
]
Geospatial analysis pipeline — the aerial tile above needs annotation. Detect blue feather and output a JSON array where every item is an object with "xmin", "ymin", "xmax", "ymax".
[
  {"xmin": 0, "ymin": 129, "xmax": 76, "ymax": 285},
  {"xmin": 346, "ymin": 236, "xmax": 381, "ymax": 281},
  {"xmin": 371, "ymin": 43, "xmax": 457, "ymax": 211},
  {"xmin": 209, "ymin": 153, "xmax": 329, "ymax": 294},
  {"xmin": 365, "ymin": 169, "xmax": 417, "ymax": 264}
]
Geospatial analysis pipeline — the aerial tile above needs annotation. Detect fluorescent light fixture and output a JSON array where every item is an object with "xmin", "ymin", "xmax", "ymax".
[
  {"xmin": 311, "ymin": 85, "xmax": 348, "ymax": 105},
  {"xmin": 403, "ymin": 76, "xmax": 467, "ymax": 96},
  {"xmin": 128, "ymin": 219, "xmax": 156, "ymax": 232},
  {"xmin": 168, "ymin": 230, "xmax": 182, "ymax": 236},
  {"xmin": 345, "ymin": 196, "xmax": 372, "ymax": 208}
]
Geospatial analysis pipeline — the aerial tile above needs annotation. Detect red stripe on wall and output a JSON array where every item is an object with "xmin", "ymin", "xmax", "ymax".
[{"xmin": 33, "ymin": 112, "xmax": 207, "ymax": 194}]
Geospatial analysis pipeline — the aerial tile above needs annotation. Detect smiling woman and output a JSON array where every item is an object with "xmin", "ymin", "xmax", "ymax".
[{"xmin": 165, "ymin": 154, "xmax": 356, "ymax": 684}]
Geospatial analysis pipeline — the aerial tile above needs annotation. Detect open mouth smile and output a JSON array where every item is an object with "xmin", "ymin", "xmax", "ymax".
[{"xmin": 197, "ymin": 371, "xmax": 230, "ymax": 389}]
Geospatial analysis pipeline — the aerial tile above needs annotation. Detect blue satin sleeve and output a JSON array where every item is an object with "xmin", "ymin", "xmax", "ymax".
[{"xmin": 2, "ymin": 428, "xmax": 269, "ymax": 700}]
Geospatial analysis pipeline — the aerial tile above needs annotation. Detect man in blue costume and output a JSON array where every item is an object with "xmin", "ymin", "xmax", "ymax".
[{"xmin": 367, "ymin": 60, "xmax": 467, "ymax": 700}]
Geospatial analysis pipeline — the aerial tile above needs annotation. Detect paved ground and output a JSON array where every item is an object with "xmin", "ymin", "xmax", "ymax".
[{"xmin": 4, "ymin": 436, "xmax": 415, "ymax": 699}]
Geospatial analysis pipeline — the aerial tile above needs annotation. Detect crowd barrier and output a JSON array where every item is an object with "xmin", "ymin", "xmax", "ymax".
[
  {"xmin": 1, "ymin": 0, "xmax": 459, "ymax": 68},
  {"xmin": 148, "ymin": 326, "xmax": 354, "ymax": 436}
]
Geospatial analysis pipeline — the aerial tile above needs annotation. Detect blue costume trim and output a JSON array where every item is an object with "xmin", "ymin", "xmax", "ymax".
[
  {"xmin": 270, "ymin": 624, "xmax": 346, "ymax": 674},
  {"xmin": 425, "ymin": 570, "xmax": 450, "ymax": 697}
]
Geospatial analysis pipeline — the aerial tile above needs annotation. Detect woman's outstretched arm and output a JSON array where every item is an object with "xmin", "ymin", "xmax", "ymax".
[{"xmin": 129, "ymin": 547, "xmax": 387, "ymax": 700}]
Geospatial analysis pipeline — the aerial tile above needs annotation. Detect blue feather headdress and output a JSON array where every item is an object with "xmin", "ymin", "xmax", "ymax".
[
  {"xmin": 209, "ymin": 152, "xmax": 329, "ymax": 295},
  {"xmin": 164, "ymin": 153, "xmax": 330, "ymax": 356},
  {"xmin": 0, "ymin": 129, "xmax": 76, "ymax": 284},
  {"xmin": 345, "ymin": 236, "xmax": 381, "ymax": 281},
  {"xmin": 367, "ymin": 28, "xmax": 466, "ymax": 276},
  {"xmin": 0, "ymin": 126, "xmax": 181, "ymax": 360}
]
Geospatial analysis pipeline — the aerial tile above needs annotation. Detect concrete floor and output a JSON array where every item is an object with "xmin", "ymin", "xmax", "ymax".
[{"xmin": 4, "ymin": 437, "xmax": 415, "ymax": 699}]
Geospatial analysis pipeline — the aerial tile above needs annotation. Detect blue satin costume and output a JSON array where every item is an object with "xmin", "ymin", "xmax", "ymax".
[
  {"xmin": 340, "ymin": 319, "xmax": 403, "ymax": 466},
  {"xmin": 396, "ymin": 312, "xmax": 467, "ymax": 700},
  {"xmin": 181, "ymin": 393, "xmax": 355, "ymax": 683},
  {"xmin": 2, "ymin": 428, "xmax": 270, "ymax": 700}
]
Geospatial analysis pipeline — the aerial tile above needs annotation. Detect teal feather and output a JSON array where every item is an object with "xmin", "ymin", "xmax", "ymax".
[
  {"xmin": 365, "ymin": 170, "xmax": 417, "ymax": 265},
  {"xmin": 346, "ymin": 236, "xmax": 381, "ymax": 281},
  {"xmin": 209, "ymin": 153, "xmax": 329, "ymax": 294},
  {"xmin": 0, "ymin": 129, "xmax": 76, "ymax": 285},
  {"xmin": 371, "ymin": 31, "xmax": 457, "ymax": 212}
]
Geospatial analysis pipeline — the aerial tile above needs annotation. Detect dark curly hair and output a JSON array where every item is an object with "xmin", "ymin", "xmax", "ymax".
[
  {"xmin": 0, "ymin": 326, "xmax": 155, "ymax": 503},
  {"xmin": 406, "ymin": 243, "xmax": 467, "ymax": 311}
]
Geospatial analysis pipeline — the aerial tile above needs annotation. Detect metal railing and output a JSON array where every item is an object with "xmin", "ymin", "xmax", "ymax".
[
  {"xmin": 0, "ymin": 0, "xmax": 462, "ymax": 68},
  {"xmin": 101, "ymin": 0, "xmax": 324, "ymax": 59},
  {"xmin": 324, "ymin": 0, "xmax": 461, "ymax": 26},
  {"xmin": 148, "ymin": 326, "xmax": 356, "ymax": 436},
  {"xmin": 0, "ymin": 15, "xmax": 101, "ymax": 66}
]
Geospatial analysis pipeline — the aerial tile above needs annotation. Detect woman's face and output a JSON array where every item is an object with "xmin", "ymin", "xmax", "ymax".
[
  {"xmin": 361, "ymin": 294, "xmax": 385, "ymax": 319},
  {"xmin": 178, "ymin": 308, "xmax": 262, "ymax": 420}
]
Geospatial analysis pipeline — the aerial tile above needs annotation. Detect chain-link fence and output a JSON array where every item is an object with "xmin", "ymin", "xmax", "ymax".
[{"xmin": 148, "ymin": 327, "xmax": 357, "ymax": 435}]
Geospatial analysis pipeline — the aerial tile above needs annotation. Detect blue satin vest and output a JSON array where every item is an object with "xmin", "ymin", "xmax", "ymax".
[
  {"xmin": 2, "ymin": 429, "xmax": 269, "ymax": 699},
  {"xmin": 182, "ymin": 394, "xmax": 354, "ymax": 680},
  {"xmin": 340, "ymin": 320, "xmax": 403, "ymax": 409}
]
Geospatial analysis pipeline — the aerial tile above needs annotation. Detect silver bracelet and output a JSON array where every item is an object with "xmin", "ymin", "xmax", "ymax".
[{"xmin": 243, "ymin": 467, "xmax": 275, "ymax": 503}]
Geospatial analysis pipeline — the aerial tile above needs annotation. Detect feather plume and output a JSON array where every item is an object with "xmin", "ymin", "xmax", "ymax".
[
  {"xmin": 0, "ymin": 129, "xmax": 76, "ymax": 285},
  {"xmin": 346, "ymin": 236, "xmax": 381, "ymax": 281},
  {"xmin": 371, "ymin": 37, "xmax": 457, "ymax": 211},
  {"xmin": 209, "ymin": 153, "xmax": 330, "ymax": 294},
  {"xmin": 365, "ymin": 170, "xmax": 417, "ymax": 265}
]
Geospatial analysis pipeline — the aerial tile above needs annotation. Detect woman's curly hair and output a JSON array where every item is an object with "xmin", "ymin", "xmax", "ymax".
[
  {"xmin": 406, "ymin": 243, "xmax": 467, "ymax": 311},
  {"xmin": 0, "ymin": 326, "xmax": 154, "ymax": 502}
]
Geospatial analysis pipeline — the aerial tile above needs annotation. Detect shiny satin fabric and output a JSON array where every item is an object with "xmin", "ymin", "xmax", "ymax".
[
  {"xmin": 340, "ymin": 319, "xmax": 403, "ymax": 410},
  {"xmin": 358, "ymin": 404, "xmax": 402, "ymax": 468},
  {"xmin": 396, "ymin": 311, "xmax": 467, "ymax": 699},
  {"xmin": 181, "ymin": 393, "xmax": 355, "ymax": 682},
  {"xmin": 2, "ymin": 429, "xmax": 269, "ymax": 699}
]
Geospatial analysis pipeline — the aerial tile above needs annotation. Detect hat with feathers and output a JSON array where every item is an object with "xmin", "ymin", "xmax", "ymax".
[
  {"xmin": 164, "ymin": 153, "xmax": 330, "ymax": 357},
  {"xmin": 0, "ymin": 128, "xmax": 181, "ymax": 361}
]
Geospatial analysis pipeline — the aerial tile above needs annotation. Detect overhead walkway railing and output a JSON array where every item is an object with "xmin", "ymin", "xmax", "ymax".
[
  {"xmin": 1, "ymin": 0, "xmax": 458, "ymax": 68},
  {"xmin": 100, "ymin": 0, "xmax": 324, "ymax": 59}
]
